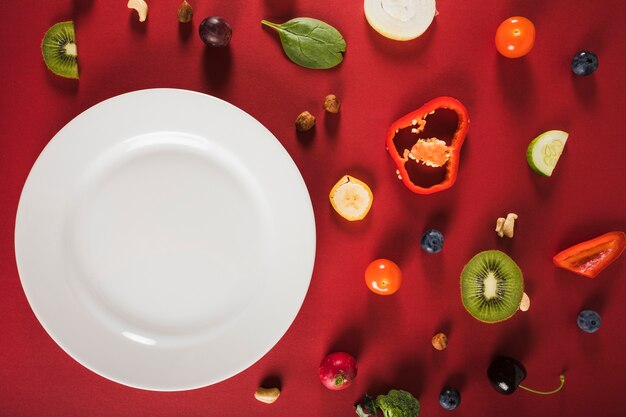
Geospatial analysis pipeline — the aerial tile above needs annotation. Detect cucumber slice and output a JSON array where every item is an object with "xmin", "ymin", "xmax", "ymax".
[{"xmin": 526, "ymin": 130, "xmax": 569, "ymax": 176}]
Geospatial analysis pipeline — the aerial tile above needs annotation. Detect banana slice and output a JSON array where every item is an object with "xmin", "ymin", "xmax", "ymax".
[
  {"xmin": 329, "ymin": 175, "xmax": 373, "ymax": 221},
  {"xmin": 364, "ymin": 0, "xmax": 437, "ymax": 41}
]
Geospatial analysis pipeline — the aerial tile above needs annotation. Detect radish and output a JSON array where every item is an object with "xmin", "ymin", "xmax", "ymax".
[{"xmin": 319, "ymin": 352, "xmax": 358, "ymax": 390}]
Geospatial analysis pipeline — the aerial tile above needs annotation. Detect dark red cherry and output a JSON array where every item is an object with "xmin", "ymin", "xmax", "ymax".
[{"xmin": 487, "ymin": 357, "xmax": 527, "ymax": 394}]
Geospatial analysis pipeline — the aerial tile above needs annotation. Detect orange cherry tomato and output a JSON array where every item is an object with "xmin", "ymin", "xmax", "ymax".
[
  {"xmin": 365, "ymin": 259, "xmax": 402, "ymax": 295},
  {"xmin": 495, "ymin": 16, "xmax": 536, "ymax": 58}
]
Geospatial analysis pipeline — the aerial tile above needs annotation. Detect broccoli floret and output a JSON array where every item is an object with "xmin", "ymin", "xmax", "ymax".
[{"xmin": 375, "ymin": 389, "xmax": 420, "ymax": 417}]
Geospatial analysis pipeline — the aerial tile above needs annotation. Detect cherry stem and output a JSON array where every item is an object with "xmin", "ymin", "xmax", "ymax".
[{"xmin": 518, "ymin": 374, "xmax": 565, "ymax": 395}]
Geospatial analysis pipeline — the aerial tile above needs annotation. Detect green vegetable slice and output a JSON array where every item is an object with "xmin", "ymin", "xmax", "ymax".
[
  {"xmin": 526, "ymin": 130, "xmax": 569, "ymax": 176},
  {"xmin": 261, "ymin": 17, "xmax": 346, "ymax": 69}
]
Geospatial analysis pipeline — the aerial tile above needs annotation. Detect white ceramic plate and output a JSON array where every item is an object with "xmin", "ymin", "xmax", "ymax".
[{"xmin": 15, "ymin": 89, "xmax": 316, "ymax": 391}]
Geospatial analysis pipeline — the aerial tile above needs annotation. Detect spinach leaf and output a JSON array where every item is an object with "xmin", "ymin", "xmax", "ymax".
[{"xmin": 261, "ymin": 17, "xmax": 346, "ymax": 69}]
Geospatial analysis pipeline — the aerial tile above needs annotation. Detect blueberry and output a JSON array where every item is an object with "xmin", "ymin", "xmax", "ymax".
[
  {"xmin": 577, "ymin": 310, "xmax": 601, "ymax": 333},
  {"xmin": 571, "ymin": 51, "xmax": 598, "ymax": 76},
  {"xmin": 439, "ymin": 388, "xmax": 461, "ymax": 410},
  {"xmin": 420, "ymin": 229, "xmax": 444, "ymax": 254}
]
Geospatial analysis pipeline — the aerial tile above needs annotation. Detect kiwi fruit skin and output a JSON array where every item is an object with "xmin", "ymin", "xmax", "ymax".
[
  {"xmin": 460, "ymin": 250, "xmax": 524, "ymax": 324},
  {"xmin": 42, "ymin": 21, "xmax": 79, "ymax": 79}
]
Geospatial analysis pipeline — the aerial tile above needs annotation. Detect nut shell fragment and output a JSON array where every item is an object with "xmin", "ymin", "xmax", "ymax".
[{"xmin": 254, "ymin": 387, "xmax": 280, "ymax": 404}]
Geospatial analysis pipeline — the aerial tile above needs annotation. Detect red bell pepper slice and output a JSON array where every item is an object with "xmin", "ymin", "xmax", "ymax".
[
  {"xmin": 386, "ymin": 97, "xmax": 469, "ymax": 194},
  {"xmin": 553, "ymin": 231, "xmax": 626, "ymax": 278}
]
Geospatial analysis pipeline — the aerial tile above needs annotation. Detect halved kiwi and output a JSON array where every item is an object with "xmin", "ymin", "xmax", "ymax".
[
  {"xmin": 460, "ymin": 250, "xmax": 524, "ymax": 323},
  {"xmin": 42, "ymin": 21, "xmax": 79, "ymax": 79}
]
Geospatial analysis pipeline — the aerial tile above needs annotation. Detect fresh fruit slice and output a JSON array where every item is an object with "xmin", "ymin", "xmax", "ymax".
[
  {"xmin": 41, "ymin": 21, "xmax": 79, "ymax": 79},
  {"xmin": 364, "ymin": 0, "xmax": 437, "ymax": 41},
  {"xmin": 460, "ymin": 250, "xmax": 524, "ymax": 323},
  {"xmin": 329, "ymin": 175, "xmax": 373, "ymax": 221},
  {"xmin": 526, "ymin": 130, "xmax": 569, "ymax": 176}
]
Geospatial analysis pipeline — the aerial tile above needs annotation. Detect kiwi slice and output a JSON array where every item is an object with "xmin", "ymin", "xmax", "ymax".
[
  {"xmin": 460, "ymin": 250, "xmax": 524, "ymax": 323},
  {"xmin": 42, "ymin": 21, "xmax": 79, "ymax": 79}
]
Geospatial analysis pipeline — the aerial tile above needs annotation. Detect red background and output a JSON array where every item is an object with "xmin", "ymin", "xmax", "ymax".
[{"xmin": 1, "ymin": 1, "xmax": 625, "ymax": 416}]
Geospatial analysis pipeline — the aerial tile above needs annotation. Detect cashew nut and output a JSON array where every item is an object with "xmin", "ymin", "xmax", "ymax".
[
  {"xmin": 520, "ymin": 292, "xmax": 530, "ymax": 312},
  {"xmin": 128, "ymin": 0, "xmax": 148, "ymax": 22},
  {"xmin": 254, "ymin": 387, "xmax": 280, "ymax": 404},
  {"xmin": 495, "ymin": 213, "xmax": 518, "ymax": 238}
]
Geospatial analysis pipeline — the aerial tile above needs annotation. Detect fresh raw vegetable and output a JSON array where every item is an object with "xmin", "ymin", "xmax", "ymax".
[
  {"xmin": 386, "ymin": 97, "xmax": 469, "ymax": 194},
  {"xmin": 495, "ymin": 16, "xmax": 535, "ymax": 58},
  {"xmin": 488, "ymin": 357, "xmax": 565, "ymax": 395},
  {"xmin": 261, "ymin": 18, "xmax": 346, "ymax": 69},
  {"xmin": 376, "ymin": 389, "xmax": 420, "ymax": 417},
  {"xmin": 365, "ymin": 259, "xmax": 402, "ymax": 295},
  {"xmin": 526, "ymin": 130, "xmax": 569, "ymax": 176},
  {"xmin": 199, "ymin": 16, "xmax": 232, "ymax": 47},
  {"xmin": 577, "ymin": 310, "xmax": 601, "ymax": 333},
  {"xmin": 420, "ymin": 229, "xmax": 444, "ymax": 253},
  {"xmin": 553, "ymin": 231, "xmax": 625, "ymax": 278},
  {"xmin": 41, "ymin": 21, "xmax": 79, "ymax": 79},
  {"xmin": 319, "ymin": 352, "xmax": 357, "ymax": 390},
  {"xmin": 439, "ymin": 388, "xmax": 461, "ymax": 410},
  {"xmin": 355, "ymin": 390, "xmax": 420, "ymax": 417},
  {"xmin": 128, "ymin": 0, "xmax": 148, "ymax": 22},
  {"xmin": 329, "ymin": 175, "xmax": 373, "ymax": 221},
  {"xmin": 571, "ymin": 51, "xmax": 598, "ymax": 76},
  {"xmin": 460, "ymin": 250, "xmax": 524, "ymax": 323},
  {"xmin": 177, "ymin": 0, "xmax": 193, "ymax": 23},
  {"xmin": 364, "ymin": 0, "xmax": 437, "ymax": 41}
]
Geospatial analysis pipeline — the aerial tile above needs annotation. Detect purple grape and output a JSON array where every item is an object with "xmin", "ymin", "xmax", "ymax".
[{"xmin": 199, "ymin": 16, "xmax": 232, "ymax": 47}]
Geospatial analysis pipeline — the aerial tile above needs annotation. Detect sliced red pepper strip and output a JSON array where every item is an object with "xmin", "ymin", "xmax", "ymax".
[
  {"xmin": 386, "ymin": 97, "xmax": 470, "ymax": 194},
  {"xmin": 553, "ymin": 231, "xmax": 626, "ymax": 278}
]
